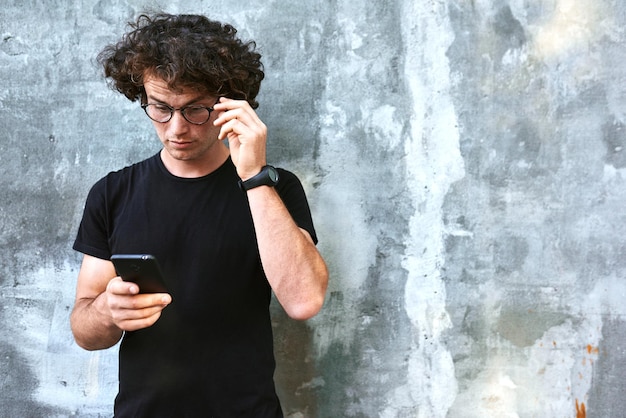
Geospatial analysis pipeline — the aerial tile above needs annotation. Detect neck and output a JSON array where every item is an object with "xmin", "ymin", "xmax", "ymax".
[{"xmin": 159, "ymin": 144, "xmax": 230, "ymax": 178}]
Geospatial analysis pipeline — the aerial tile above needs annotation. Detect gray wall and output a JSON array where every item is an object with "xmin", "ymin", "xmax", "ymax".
[{"xmin": 1, "ymin": 0, "xmax": 625, "ymax": 416}]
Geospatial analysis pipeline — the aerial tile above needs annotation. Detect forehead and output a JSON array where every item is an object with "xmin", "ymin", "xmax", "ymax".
[{"xmin": 143, "ymin": 74, "xmax": 211, "ymax": 103}]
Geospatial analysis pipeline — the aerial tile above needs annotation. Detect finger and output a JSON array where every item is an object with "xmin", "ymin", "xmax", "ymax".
[
  {"xmin": 110, "ymin": 295, "xmax": 170, "ymax": 330},
  {"xmin": 214, "ymin": 107, "xmax": 246, "ymax": 127},
  {"xmin": 218, "ymin": 118, "xmax": 243, "ymax": 141},
  {"xmin": 116, "ymin": 309, "xmax": 165, "ymax": 332},
  {"xmin": 214, "ymin": 99, "xmax": 261, "ymax": 126},
  {"xmin": 108, "ymin": 290, "xmax": 171, "ymax": 312},
  {"xmin": 108, "ymin": 276, "xmax": 139, "ymax": 296},
  {"xmin": 112, "ymin": 304, "xmax": 159, "ymax": 320},
  {"xmin": 213, "ymin": 97, "xmax": 248, "ymax": 112},
  {"xmin": 151, "ymin": 292, "xmax": 172, "ymax": 306},
  {"xmin": 124, "ymin": 293, "xmax": 172, "ymax": 309}
]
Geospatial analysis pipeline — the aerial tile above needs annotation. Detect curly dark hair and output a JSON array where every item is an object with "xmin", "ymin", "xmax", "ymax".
[{"xmin": 97, "ymin": 13, "xmax": 264, "ymax": 108}]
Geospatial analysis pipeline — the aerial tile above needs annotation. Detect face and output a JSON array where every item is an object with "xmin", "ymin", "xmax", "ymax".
[{"xmin": 142, "ymin": 75, "xmax": 225, "ymax": 170}]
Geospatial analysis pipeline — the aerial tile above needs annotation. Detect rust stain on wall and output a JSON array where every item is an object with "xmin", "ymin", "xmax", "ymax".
[{"xmin": 576, "ymin": 399, "xmax": 586, "ymax": 418}]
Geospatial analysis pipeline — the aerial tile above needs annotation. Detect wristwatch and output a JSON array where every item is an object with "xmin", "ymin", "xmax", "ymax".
[{"xmin": 238, "ymin": 165, "xmax": 279, "ymax": 191}]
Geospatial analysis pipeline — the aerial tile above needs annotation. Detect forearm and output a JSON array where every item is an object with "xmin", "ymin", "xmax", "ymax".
[
  {"xmin": 246, "ymin": 186, "xmax": 328, "ymax": 320},
  {"xmin": 70, "ymin": 294, "xmax": 123, "ymax": 351}
]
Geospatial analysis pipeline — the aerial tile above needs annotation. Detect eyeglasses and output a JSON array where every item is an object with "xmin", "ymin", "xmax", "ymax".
[{"xmin": 141, "ymin": 98, "xmax": 220, "ymax": 125}]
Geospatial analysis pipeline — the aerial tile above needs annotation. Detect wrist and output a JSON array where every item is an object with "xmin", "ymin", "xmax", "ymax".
[
  {"xmin": 238, "ymin": 166, "xmax": 264, "ymax": 182},
  {"xmin": 238, "ymin": 165, "xmax": 279, "ymax": 191},
  {"xmin": 92, "ymin": 291, "xmax": 118, "ymax": 330}
]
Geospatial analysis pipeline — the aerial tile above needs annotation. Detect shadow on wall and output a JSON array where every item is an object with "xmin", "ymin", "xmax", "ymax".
[
  {"xmin": 271, "ymin": 301, "xmax": 319, "ymax": 417},
  {"xmin": 0, "ymin": 342, "xmax": 60, "ymax": 416}
]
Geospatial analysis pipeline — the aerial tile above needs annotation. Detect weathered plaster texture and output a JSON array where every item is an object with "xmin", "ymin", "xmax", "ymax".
[{"xmin": 1, "ymin": 0, "xmax": 626, "ymax": 417}]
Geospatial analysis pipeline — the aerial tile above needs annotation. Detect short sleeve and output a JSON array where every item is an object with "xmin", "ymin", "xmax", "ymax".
[
  {"xmin": 274, "ymin": 169, "xmax": 318, "ymax": 244},
  {"xmin": 72, "ymin": 177, "xmax": 113, "ymax": 260}
]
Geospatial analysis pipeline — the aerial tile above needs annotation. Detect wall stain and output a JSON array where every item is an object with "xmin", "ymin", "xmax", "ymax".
[
  {"xmin": 576, "ymin": 399, "xmax": 586, "ymax": 418},
  {"xmin": 583, "ymin": 344, "xmax": 599, "ymax": 366}
]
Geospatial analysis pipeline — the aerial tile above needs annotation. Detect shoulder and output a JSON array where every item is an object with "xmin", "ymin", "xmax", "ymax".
[
  {"xmin": 101, "ymin": 153, "xmax": 159, "ymax": 182},
  {"xmin": 108, "ymin": 153, "xmax": 159, "ymax": 180},
  {"xmin": 87, "ymin": 154, "xmax": 159, "ymax": 198}
]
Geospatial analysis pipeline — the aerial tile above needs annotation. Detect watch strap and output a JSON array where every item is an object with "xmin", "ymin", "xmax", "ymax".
[{"xmin": 238, "ymin": 165, "xmax": 279, "ymax": 191}]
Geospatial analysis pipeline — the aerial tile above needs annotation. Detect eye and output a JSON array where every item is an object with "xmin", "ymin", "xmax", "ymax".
[
  {"xmin": 153, "ymin": 104, "xmax": 172, "ymax": 113},
  {"xmin": 184, "ymin": 106, "xmax": 207, "ymax": 115}
]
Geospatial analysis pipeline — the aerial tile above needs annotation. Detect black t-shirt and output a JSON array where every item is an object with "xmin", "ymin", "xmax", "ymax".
[{"xmin": 73, "ymin": 154, "xmax": 317, "ymax": 417}]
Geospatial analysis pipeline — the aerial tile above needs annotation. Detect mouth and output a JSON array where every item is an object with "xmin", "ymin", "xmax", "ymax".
[{"xmin": 169, "ymin": 139, "xmax": 193, "ymax": 147}]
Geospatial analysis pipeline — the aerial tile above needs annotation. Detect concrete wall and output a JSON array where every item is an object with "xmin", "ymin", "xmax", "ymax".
[{"xmin": 1, "ymin": 0, "xmax": 625, "ymax": 416}]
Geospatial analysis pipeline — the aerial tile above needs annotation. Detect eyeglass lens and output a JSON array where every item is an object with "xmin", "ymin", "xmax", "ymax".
[{"xmin": 143, "ymin": 104, "xmax": 212, "ymax": 125}]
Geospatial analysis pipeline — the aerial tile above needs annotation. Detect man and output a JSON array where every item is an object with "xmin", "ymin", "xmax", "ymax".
[{"xmin": 70, "ymin": 13, "xmax": 328, "ymax": 417}]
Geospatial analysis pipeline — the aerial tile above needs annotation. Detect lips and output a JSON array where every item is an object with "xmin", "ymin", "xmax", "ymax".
[{"xmin": 169, "ymin": 139, "xmax": 193, "ymax": 148}]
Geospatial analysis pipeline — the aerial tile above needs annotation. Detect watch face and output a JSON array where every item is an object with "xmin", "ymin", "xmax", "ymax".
[{"xmin": 268, "ymin": 167, "xmax": 279, "ymax": 183}]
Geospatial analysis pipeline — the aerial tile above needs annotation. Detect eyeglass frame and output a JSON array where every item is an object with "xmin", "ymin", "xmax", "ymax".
[{"xmin": 141, "ymin": 97, "xmax": 221, "ymax": 125}]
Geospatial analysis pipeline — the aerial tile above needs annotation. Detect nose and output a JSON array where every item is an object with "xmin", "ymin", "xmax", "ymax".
[{"xmin": 167, "ymin": 109, "xmax": 190, "ymax": 134}]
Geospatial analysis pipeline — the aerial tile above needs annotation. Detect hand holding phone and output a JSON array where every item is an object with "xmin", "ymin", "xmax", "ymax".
[{"xmin": 111, "ymin": 254, "xmax": 168, "ymax": 294}]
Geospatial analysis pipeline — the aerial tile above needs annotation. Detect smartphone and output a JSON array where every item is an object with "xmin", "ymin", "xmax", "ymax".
[{"xmin": 110, "ymin": 254, "xmax": 168, "ymax": 294}]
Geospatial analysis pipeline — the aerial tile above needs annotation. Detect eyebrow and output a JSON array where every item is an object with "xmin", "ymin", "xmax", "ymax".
[{"xmin": 146, "ymin": 94, "xmax": 211, "ymax": 107}]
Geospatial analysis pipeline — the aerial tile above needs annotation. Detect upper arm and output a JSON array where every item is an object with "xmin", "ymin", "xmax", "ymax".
[
  {"xmin": 276, "ymin": 169, "xmax": 318, "ymax": 244},
  {"xmin": 71, "ymin": 254, "xmax": 125, "ymax": 350},
  {"xmin": 300, "ymin": 227, "xmax": 315, "ymax": 245},
  {"xmin": 74, "ymin": 254, "xmax": 117, "ymax": 303}
]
